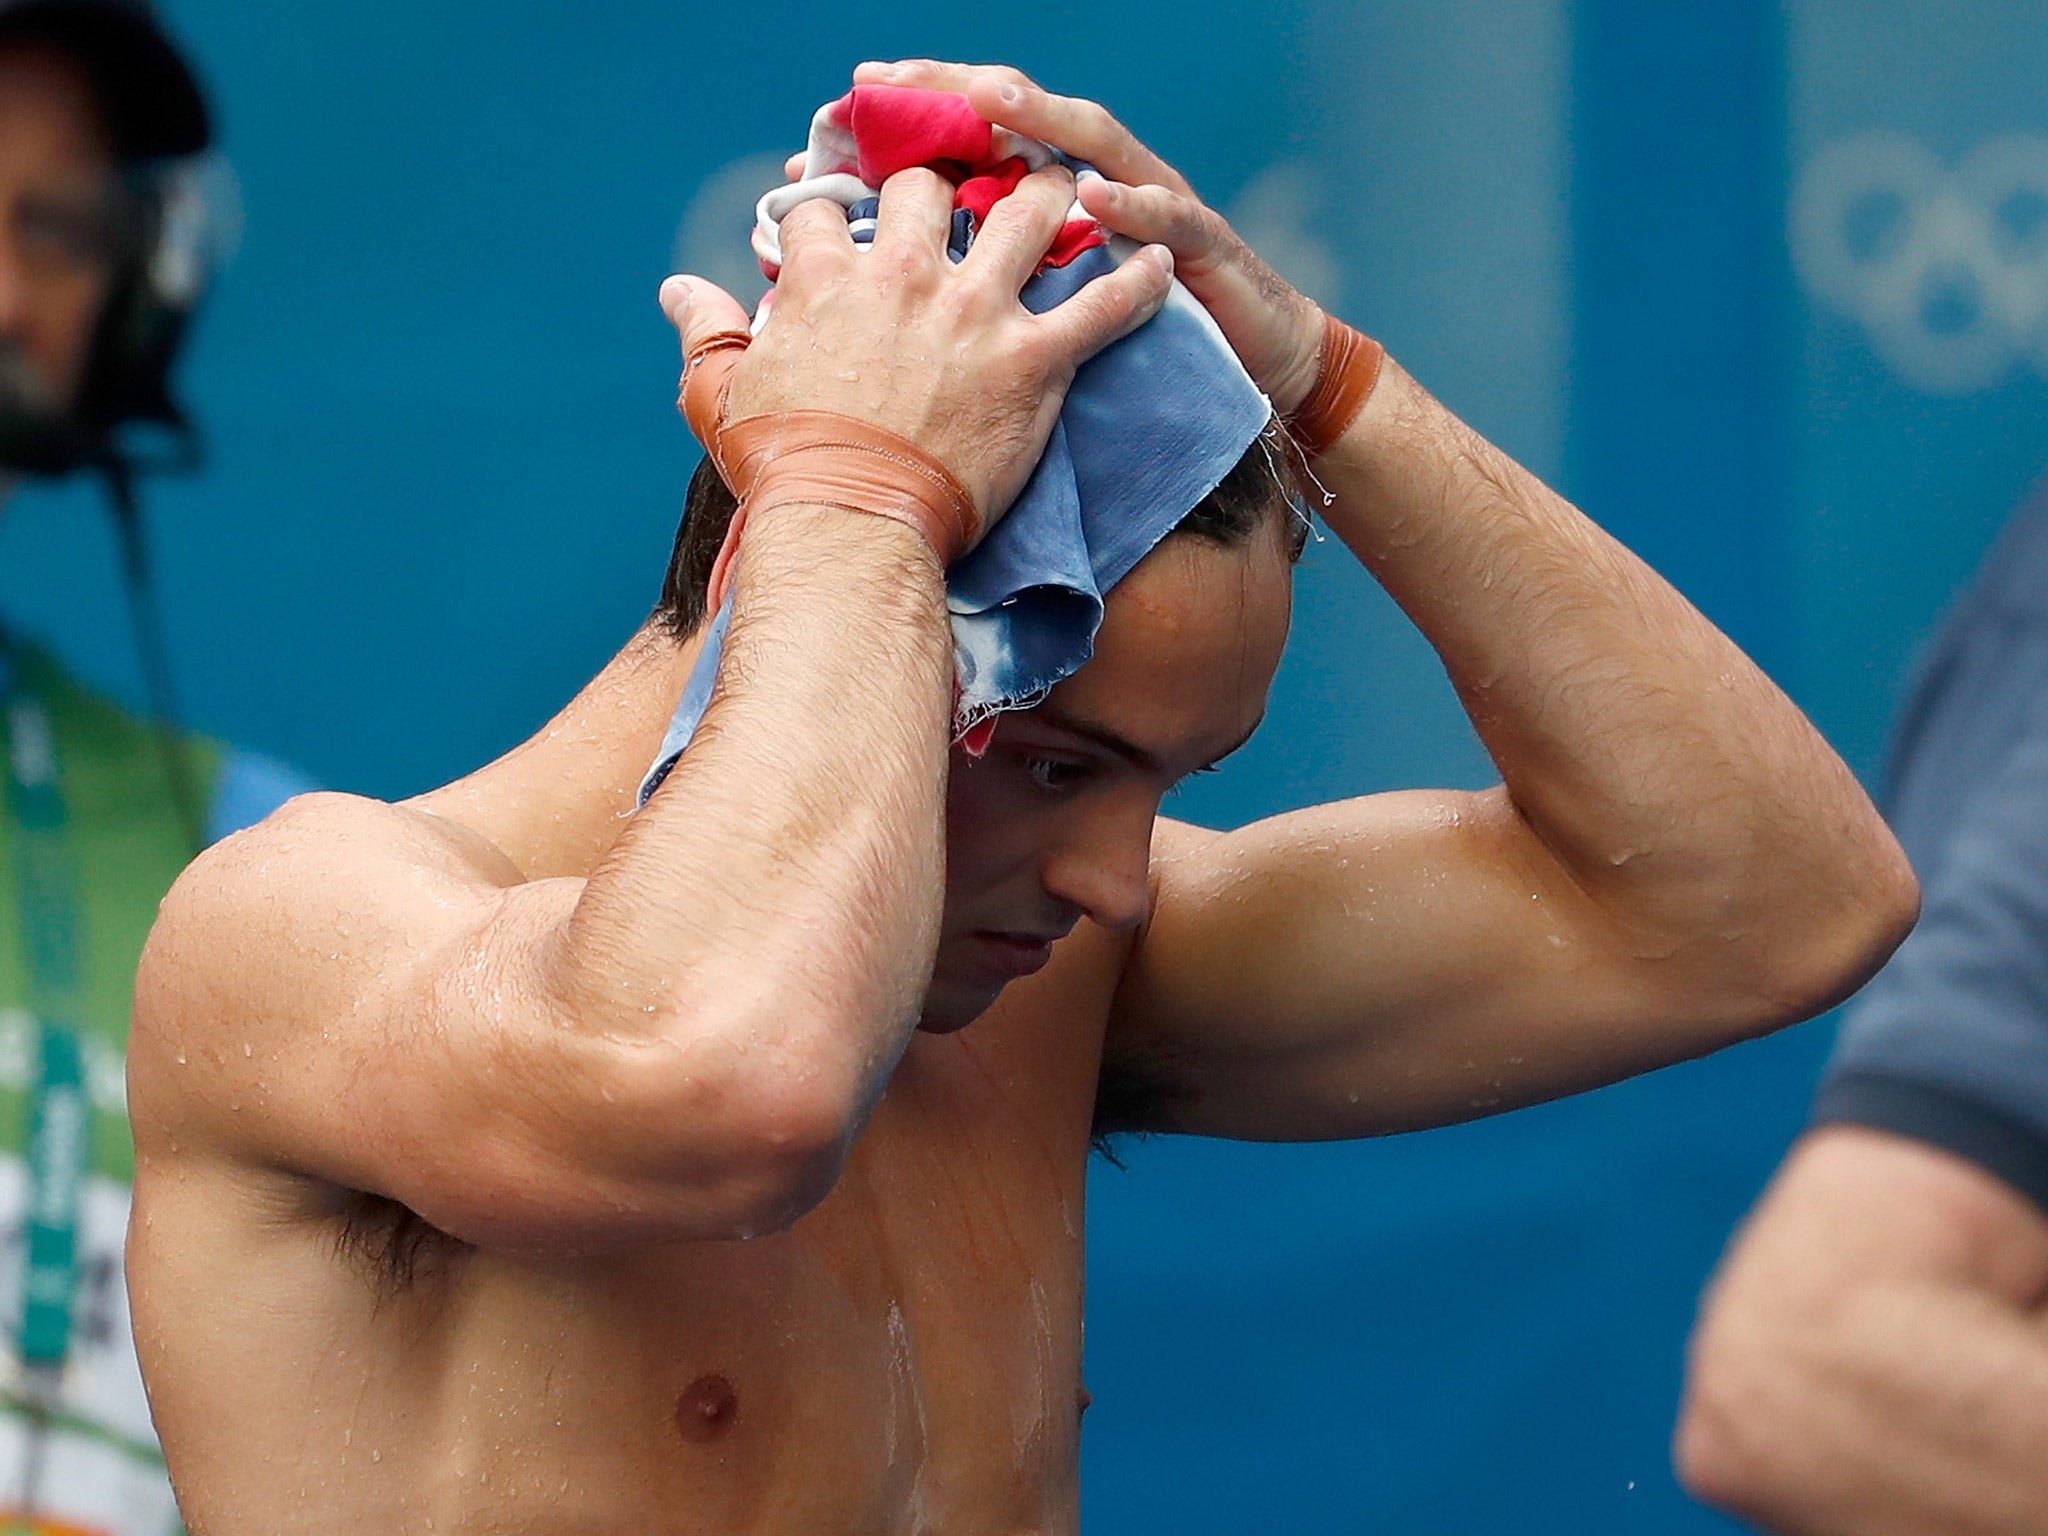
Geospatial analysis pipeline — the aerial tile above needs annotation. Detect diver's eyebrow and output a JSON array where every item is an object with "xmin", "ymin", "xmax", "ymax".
[
  {"xmin": 1031, "ymin": 702, "xmax": 1168, "ymax": 776},
  {"xmin": 1033, "ymin": 702, "xmax": 1269, "ymax": 779}
]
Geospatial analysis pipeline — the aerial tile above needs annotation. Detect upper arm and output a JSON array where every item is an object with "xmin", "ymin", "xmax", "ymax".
[
  {"xmin": 1104, "ymin": 787, "xmax": 1832, "ymax": 1140},
  {"xmin": 132, "ymin": 795, "xmax": 842, "ymax": 1251}
]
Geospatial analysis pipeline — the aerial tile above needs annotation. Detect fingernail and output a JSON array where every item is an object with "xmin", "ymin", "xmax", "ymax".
[
  {"xmin": 998, "ymin": 82, "xmax": 1023, "ymax": 105},
  {"xmin": 864, "ymin": 59, "xmax": 900, "ymax": 77}
]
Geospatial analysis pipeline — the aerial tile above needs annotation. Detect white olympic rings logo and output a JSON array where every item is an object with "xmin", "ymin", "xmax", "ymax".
[{"xmin": 1791, "ymin": 132, "xmax": 2048, "ymax": 395}]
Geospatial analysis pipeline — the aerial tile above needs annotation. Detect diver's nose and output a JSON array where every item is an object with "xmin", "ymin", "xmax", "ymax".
[{"xmin": 1042, "ymin": 809, "xmax": 1153, "ymax": 933}]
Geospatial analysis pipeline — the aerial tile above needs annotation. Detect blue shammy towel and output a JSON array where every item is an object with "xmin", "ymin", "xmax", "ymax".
[{"xmin": 642, "ymin": 87, "xmax": 1270, "ymax": 801}]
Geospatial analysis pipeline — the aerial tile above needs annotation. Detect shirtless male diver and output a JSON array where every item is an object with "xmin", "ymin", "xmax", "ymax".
[{"xmin": 125, "ymin": 62, "xmax": 1917, "ymax": 1534}]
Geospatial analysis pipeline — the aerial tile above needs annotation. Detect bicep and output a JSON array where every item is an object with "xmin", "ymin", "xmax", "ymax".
[{"xmin": 1106, "ymin": 788, "xmax": 1766, "ymax": 1139}]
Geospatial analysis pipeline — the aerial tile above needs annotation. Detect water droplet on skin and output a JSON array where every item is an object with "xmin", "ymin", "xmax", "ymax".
[{"xmin": 242, "ymin": 1042, "xmax": 253, "ymax": 1058}]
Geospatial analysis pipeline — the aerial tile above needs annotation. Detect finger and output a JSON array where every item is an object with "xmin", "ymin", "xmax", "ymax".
[
  {"xmin": 660, "ymin": 274, "xmax": 749, "ymax": 349},
  {"xmin": 784, "ymin": 151, "xmax": 805, "ymax": 181},
  {"xmin": 1076, "ymin": 178, "xmax": 1230, "ymax": 276},
  {"xmin": 775, "ymin": 195, "xmax": 856, "ymax": 270},
  {"xmin": 958, "ymin": 165, "xmax": 1077, "ymax": 290},
  {"xmin": 961, "ymin": 76, "xmax": 1191, "ymax": 197},
  {"xmin": 871, "ymin": 166, "xmax": 956, "ymax": 264},
  {"xmin": 659, "ymin": 276, "xmax": 752, "ymax": 447},
  {"xmin": 1036, "ymin": 244, "xmax": 1175, "ymax": 365},
  {"xmin": 853, "ymin": 58, "xmax": 1036, "ymax": 95}
]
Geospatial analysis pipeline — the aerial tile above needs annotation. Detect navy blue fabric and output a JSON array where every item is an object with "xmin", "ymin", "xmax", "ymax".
[{"xmin": 1813, "ymin": 486, "xmax": 2048, "ymax": 1210}]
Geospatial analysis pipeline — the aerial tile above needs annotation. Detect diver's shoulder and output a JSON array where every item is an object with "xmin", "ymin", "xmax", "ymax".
[{"xmin": 150, "ymin": 792, "xmax": 509, "ymax": 971}]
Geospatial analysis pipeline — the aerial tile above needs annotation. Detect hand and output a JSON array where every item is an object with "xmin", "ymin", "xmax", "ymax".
[
  {"xmin": 849, "ymin": 60, "xmax": 1328, "ymax": 414},
  {"xmin": 659, "ymin": 163, "xmax": 1173, "ymax": 544}
]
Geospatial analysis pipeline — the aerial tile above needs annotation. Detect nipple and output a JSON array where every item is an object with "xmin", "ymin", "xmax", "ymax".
[
  {"xmin": 1077, "ymin": 1385, "xmax": 1093, "ymax": 1418},
  {"xmin": 676, "ymin": 1373, "xmax": 740, "ymax": 1444}
]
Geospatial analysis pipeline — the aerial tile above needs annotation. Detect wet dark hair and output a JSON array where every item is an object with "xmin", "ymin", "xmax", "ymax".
[{"xmin": 653, "ymin": 418, "xmax": 1309, "ymax": 639}]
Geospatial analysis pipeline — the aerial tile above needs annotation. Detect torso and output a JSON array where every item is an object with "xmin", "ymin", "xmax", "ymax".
[{"xmin": 131, "ymin": 908, "xmax": 1128, "ymax": 1536}]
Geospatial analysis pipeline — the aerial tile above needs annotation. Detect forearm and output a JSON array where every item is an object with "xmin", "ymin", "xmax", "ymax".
[
  {"xmin": 561, "ymin": 504, "xmax": 953, "ymax": 1095},
  {"xmin": 1312, "ymin": 359, "xmax": 1911, "ymax": 1004},
  {"xmin": 1686, "ymin": 1280, "xmax": 2048, "ymax": 1535}
]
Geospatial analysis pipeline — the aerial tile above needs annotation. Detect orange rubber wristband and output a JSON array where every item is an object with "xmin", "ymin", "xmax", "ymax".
[
  {"xmin": 1285, "ymin": 312, "xmax": 1385, "ymax": 458},
  {"xmin": 719, "ymin": 411, "xmax": 978, "ymax": 562},
  {"xmin": 676, "ymin": 327, "xmax": 981, "ymax": 610}
]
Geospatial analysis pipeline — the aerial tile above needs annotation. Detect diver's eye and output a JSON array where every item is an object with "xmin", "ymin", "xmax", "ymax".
[{"xmin": 1025, "ymin": 755, "xmax": 1092, "ymax": 792}]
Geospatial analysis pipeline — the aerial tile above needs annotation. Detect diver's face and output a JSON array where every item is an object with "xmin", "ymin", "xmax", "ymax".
[
  {"xmin": 0, "ymin": 43, "xmax": 117, "ymax": 422},
  {"xmin": 922, "ymin": 515, "xmax": 1295, "ymax": 1032}
]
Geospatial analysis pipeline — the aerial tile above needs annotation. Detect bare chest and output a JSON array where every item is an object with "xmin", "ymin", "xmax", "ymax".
[{"xmin": 430, "ymin": 984, "xmax": 1109, "ymax": 1532}]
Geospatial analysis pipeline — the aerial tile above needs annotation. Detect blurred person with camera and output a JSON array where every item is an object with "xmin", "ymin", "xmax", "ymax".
[
  {"xmin": 1679, "ymin": 483, "xmax": 2048, "ymax": 1535},
  {"xmin": 0, "ymin": 2, "xmax": 308, "ymax": 1531}
]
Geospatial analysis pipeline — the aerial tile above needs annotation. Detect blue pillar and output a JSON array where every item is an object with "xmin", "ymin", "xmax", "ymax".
[{"xmin": 1570, "ymin": 0, "xmax": 1792, "ymax": 674}]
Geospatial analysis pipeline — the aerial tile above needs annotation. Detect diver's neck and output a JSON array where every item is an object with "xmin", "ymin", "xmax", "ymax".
[{"xmin": 413, "ymin": 620, "xmax": 705, "ymax": 880}]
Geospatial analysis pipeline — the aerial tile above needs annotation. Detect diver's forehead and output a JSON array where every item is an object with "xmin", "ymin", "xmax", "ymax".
[{"xmin": 1042, "ymin": 532, "xmax": 1292, "ymax": 772}]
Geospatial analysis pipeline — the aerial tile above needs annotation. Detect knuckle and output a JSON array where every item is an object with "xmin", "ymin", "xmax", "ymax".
[
  {"xmin": 1176, "ymin": 196, "xmax": 1216, "ymax": 239},
  {"xmin": 889, "ymin": 165, "xmax": 947, "ymax": 200},
  {"xmin": 780, "ymin": 202, "xmax": 830, "ymax": 241},
  {"xmin": 1080, "ymin": 100, "xmax": 1119, "ymax": 139},
  {"xmin": 878, "ymin": 241, "xmax": 927, "ymax": 283}
]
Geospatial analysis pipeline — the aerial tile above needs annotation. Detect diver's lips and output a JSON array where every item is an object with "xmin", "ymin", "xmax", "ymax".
[{"xmin": 969, "ymin": 931, "xmax": 1061, "ymax": 978}]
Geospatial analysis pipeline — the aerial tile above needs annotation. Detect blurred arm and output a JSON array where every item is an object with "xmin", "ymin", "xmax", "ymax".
[{"xmin": 1677, "ymin": 1126, "xmax": 2048, "ymax": 1536}]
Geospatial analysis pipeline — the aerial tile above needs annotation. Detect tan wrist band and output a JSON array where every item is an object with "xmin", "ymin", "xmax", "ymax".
[
  {"xmin": 1286, "ymin": 312, "xmax": 1386, "ymax": 459},
  {"xmin": 716, "ymin": 412, "xmax": 978, "ymax": 563},
  {"xmin": 677, "ymin": 326, "xmax": 981, "ymax": 610}
]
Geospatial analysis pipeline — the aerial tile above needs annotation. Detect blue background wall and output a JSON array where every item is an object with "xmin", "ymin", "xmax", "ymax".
[{"xmin": 6, "ymin": 1, "xmax": 2047, "ymax": 1530}]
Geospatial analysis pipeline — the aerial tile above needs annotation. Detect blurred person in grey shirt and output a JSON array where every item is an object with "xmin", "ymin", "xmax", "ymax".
[{"xmin": 1679, "ymin": 483, "xmax": 2048, "ymax": 1534}]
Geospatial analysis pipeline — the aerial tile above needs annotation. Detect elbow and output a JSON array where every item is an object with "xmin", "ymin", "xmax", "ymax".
[
  {"xmin": 685, "ymin": 1058, "xmax": 863, "ymax": 1238},
  {"xmin": 1754, "ymin": 836, "xmax": 1920, "ymax": 1028},
  {"xmin": 1674, "ymin": 1293, "xmax": 1820, "ymax": 1525},
  {"xmin": 424, "ymin": 1025, "xmax": 875, "ymax": 1253},
  {"xmin": 600, "ymin": 1003, "xmax": 884, "ymax": 1241},
  {"xmin": 1673, "ymin": 1359, "xmax": 1772, "ymax": 1519}
]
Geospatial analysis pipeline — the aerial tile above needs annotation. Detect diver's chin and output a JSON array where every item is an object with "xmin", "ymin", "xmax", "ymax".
[{"xmin": 915, "ymin": 974, "xmax": 1008, "ymax": 1035}]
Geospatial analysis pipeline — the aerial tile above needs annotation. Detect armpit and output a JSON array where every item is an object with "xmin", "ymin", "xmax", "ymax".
[{"xmin": 1092, "ymin": 1035, "xmax": 1204, "ymax": 1140}]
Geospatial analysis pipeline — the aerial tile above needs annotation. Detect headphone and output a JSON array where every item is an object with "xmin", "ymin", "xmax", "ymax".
[
  {"xmin": 0, "ymin": 1, "xmax": 222, "ymax": 854},
  {"xmin": 0, "ymin": 155, "xmax": 219, "ymax": 478}
]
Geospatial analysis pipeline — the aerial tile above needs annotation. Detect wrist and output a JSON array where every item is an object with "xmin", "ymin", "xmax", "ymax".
[
  {"xmin": 1283, "ymin": 312, "xmax": 1386, "ymax": 459},
  {"xmin": 696, "ymin": 411, "xmax": 980, "ymax": 613},
  {"xmin": 732, "ymin": 414, "xmax": 979, "ymax": 563}
]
